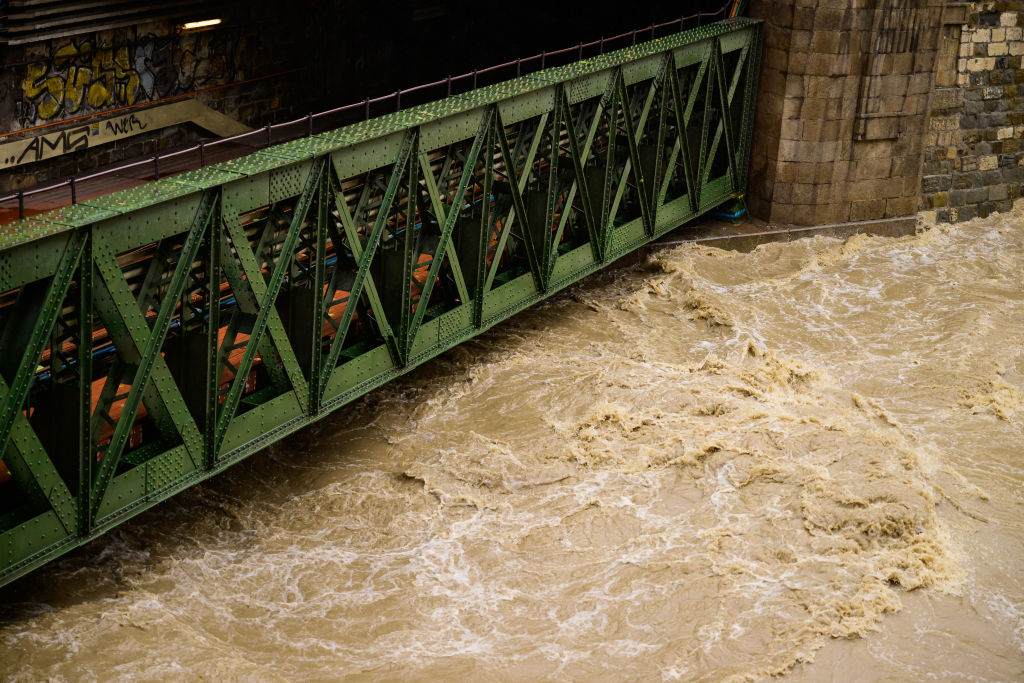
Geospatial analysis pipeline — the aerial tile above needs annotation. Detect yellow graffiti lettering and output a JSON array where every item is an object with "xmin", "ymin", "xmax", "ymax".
[
  {"xmin": 52, "ymin": 42, "xmax": 80, "ymax": 69},
  {"xmin": 64, "ymin": 65, "xmax": 90, "ymax": 113},
  {"xmin": 18, "ymin": 33, "xmax": 237, "ymax": 126},
  {"xmin": 21, "ymin": 62, "xmax": 63, "ymax": 120}
]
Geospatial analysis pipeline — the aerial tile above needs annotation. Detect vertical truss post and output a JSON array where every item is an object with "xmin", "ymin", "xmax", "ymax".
[
  {"xmin": 537, "ymin": 89, "xmax": 562, "ymax": 288},
  {"xmin": 77, "ymin": 231, "xmax": 93, "ymax": 534},
  {"xmin": 737, "ymin": 30, "xmax": 763, "ymax": 195},
  {"xmin": 472, "ymin": 117, "xmax": 493, "ymax": 327},
  {"xmin": 651, "ymin": 57, "xmax": 671, "ymax": 231},
  {"xmin": 203, "ymin": 199, "xmax": 222, "ymax": 470},
  {"xmin": 395, "ymin": 135, "xmax": 419, "ymax": 357},
  {"xmin": 696, "ymin": 46, "xmax": 715, "ymax": 210},
  {"xmin": 309, "ymin": 166, "xmax": 329, "ymax": 415},
  {"xmin": 600, "ymin": 73, "xmax": 619, "ymax": 258}
]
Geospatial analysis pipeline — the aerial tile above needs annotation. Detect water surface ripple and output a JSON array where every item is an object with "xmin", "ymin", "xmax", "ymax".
[{"xmin": 2, "ymin": 217, "xmax": 1022, "ymax": 681}]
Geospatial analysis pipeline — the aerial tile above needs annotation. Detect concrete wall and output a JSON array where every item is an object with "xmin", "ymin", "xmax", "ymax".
[
  {"xmin": 747, "ymin": 0, "xmax": 945, "ymax": 226},
  {"xmin": 922, "ymin": 2, "xmax": 1024, "ymax": 222},
  {"xmin": 0, "ymin": 4, "xmax": 308, "ymax": 195}
]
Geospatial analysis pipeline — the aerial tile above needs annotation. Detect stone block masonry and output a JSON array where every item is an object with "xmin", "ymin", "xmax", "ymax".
[
  {"xmin": 922, "ymin": 2, "xmax": 1024, "ymax": 223},
  {"xmin": 747, "ymin": 0, "xmax": 946, "ymax": 227}
]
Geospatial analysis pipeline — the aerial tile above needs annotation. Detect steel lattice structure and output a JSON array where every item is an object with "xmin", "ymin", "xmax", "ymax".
[{"xmin": 0, "ymin": 18, "xmax": 761, "ymax": 586}]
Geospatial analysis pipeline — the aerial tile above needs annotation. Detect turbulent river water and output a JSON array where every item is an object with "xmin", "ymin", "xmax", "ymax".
[{"xmin": 1, "ymin": 215, "xmax": 1023, "ymax": 681}]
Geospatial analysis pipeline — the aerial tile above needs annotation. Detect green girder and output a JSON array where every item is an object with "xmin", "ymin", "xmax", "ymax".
[{"xmin": 0, "ymin": 18, "xmax": 762, "ymax": 586}]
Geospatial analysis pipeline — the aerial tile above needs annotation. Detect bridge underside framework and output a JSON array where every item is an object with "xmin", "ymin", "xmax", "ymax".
[{"xmin": 0, "ymin": 18, "xmax": 761, "ymax": 586}]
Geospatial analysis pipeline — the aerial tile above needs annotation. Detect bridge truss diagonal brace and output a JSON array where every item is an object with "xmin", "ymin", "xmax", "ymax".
[
  {"xmin": 613, "ymin": 71, "xmax": 659, "ymax": 237},
  {"xmin": 0, "ymin": 232, "xmax": 85, "ymax": 533},
  {"xmin": 550, "ymin": 80, "xmax": 613, "ymax": 269},
  {"xmin": 320, "ymin": 130, "xmax": 417, "ymax": 390},
  {"xmin": 405, "ymin": 108, "xmax": 492, "ymax": 354},
  {"xmin": 660, "ymin": 51, "xmax": 704, "ymax": 215},
  {"xmin": 493, "ymin": 109, "xmax": 546, "ymax": 293},
  {"xmin": 484, "ymin": 110, "xmax": 549, "ymax": 294},
  {"xmin": 213, "ymin": 159, "xmax": 327, "ymax": 455},
  {"xmin": 89, "ymin": 195, "xmax": 218, "ymax": 518},
  {"xmin": 603, "ymin": 67, "xmax": 662, "ymax": 251},
  {"xmin": 418, "ymin": 153, "xmax": 472, "ymax": 307},
  {"xmin": 698, "ymin": 39, "xmax": 740, "ymax": 193},
  {"xmin": 328, "ymin": 168, "xmax": 399, "ymax": 366}
]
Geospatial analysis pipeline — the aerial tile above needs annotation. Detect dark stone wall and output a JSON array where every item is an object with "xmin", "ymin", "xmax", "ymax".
[
  {"xmin": 747, "ymin": 0, "xmax": 945, "ymax": 226},
  {"xmin": 922, "ymin": 2, "xmax": 1024, "ymax": 223}
]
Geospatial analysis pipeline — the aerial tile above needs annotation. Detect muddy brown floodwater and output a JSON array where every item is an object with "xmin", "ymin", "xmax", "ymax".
[{"xmin": 1, "ymin": 215, "xmax": 1022, "ymax": 681}]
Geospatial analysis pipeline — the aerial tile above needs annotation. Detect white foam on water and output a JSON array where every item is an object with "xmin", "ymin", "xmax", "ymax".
[{"xmin": 2, "ymin": 217, "xmax": 1023, "ymax": 680}]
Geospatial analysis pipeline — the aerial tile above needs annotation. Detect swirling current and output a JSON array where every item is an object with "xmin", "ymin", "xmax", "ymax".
[{"xmin": 1, "ymin": 214, "xmax": 1022, "ymax": 680}]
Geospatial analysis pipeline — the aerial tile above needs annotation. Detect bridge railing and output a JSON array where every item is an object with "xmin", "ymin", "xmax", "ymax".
[{"xmin": 0, "ymin": 17, "xmax": 761, "ymax": 587}]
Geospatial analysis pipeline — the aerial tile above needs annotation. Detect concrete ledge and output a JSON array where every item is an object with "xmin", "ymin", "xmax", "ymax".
[{"xmin": 652, "ymin": 215, "xmax": 919, "ymax": 253}]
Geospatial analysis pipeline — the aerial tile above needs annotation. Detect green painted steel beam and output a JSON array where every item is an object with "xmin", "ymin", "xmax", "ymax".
[{"xmin": 0, "ymin": 18, "xmax": 762, "ymax": 587}]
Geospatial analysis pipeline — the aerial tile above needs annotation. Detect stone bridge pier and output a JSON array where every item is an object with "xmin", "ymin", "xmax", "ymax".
[{"xmin": 747, "ymin": 0, "xmax": 1024, "ymax": 226}]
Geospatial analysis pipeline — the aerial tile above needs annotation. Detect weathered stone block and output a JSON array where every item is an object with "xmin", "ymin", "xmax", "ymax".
[
  {"xmin": 814, "ymin": 202, "xmax": 851, "ymax": 224},
  {"xmin": 769, "ymin": 203, "xmax": 795, "ymax": 225},
  {"xmin": 792, "ymin": 182, "xmax": 816, "ymax": 204},
  {"xmin": 931, "ymin": 114, "xmax": 962, "ymax": 131},
  {"xmin": 922, "ymin": 174, "xmax": 952, "ymax": 193},
  {"xmin": 885, "ymin": 196, "xmax": 919, "ymax": 216},
  {"xmin": 811, "ymin": 30, "xmax": 842, "ymax": 53},
  {"xmin": 989, "ymin": 183, "xmax": 1011, "ymax": 200},
  {"xmin": 967, "ymin": 186, "xmax": 990, "ymax": 204},
  {"xmin": 983, "ymin": 169, "xmax": 1008, "ymax": 185},
  {"xmin": 852, "ymin": 157, "xmax": 893, "ymax": 179},
  {"xmin": 970, "ymin": 57, "xmax": 999, "ymax": 71}
]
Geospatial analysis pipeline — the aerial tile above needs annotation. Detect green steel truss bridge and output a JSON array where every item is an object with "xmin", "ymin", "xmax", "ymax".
[{"xmin": 0, "ymin": 18, "xmax": 761, "ymax": 586}]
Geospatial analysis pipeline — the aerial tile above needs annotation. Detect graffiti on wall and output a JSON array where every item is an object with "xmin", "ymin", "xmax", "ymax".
[
  {"xmin": 0, "ymin": 99, "xmax": 251, "ymax": 170},
  {"xmin": 16, "ymin": 31, "xmax": 247, "ymax": 128}
]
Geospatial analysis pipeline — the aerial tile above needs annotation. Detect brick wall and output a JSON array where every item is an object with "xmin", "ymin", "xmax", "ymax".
[
  {"xmin": 748, "ymin": 0, "xmax": 945, "ymax": 227},
  {"xmin": 922, "ymin": 2, "xmax": 1024, "ymax": 223}
]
